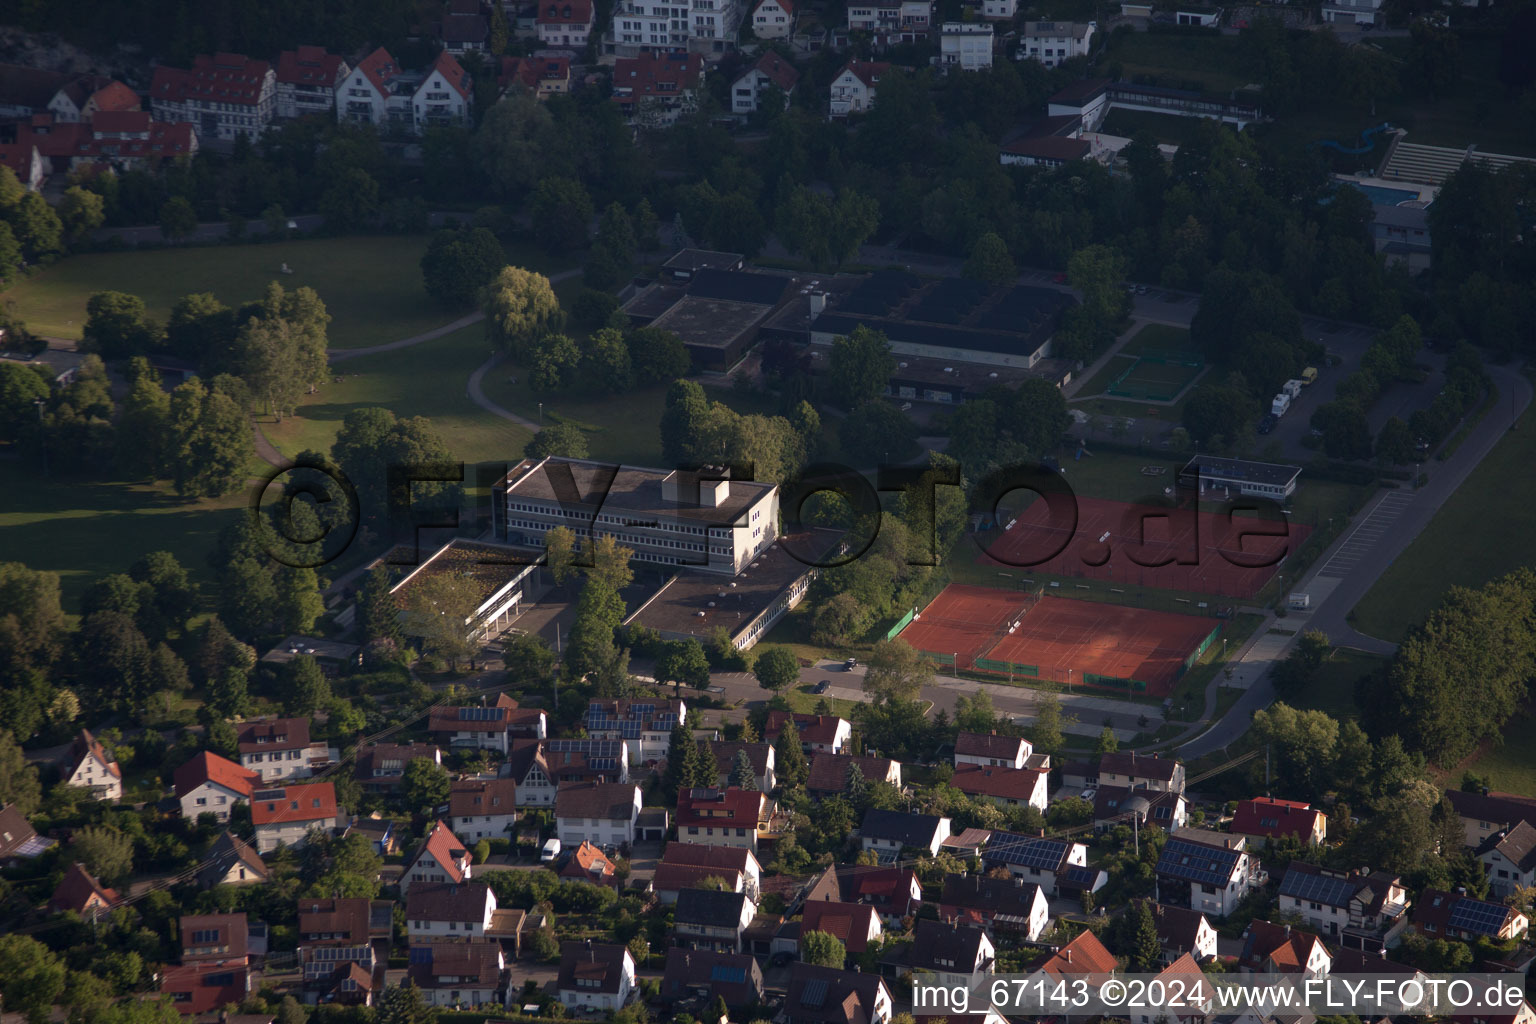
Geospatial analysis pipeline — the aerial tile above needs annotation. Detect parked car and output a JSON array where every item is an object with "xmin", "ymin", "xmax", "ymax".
[
  {"xmin": 1257, "ymin": 413, "xmax": 1277, "ymax": 435},
  {"xmin": 815, "ymin": 680, "xmax": 831, "ymax": 694},
  {"xmin": 845, "ymin": 657, "xmax": 858, "ymax": 670},
  {"xmin": 1136, "ymin": 284, "xmax": 1149, "ymax": 295},
  {"xmin": 1052, "ymin": 272, "xmax": 1067, "ymax": 284}
]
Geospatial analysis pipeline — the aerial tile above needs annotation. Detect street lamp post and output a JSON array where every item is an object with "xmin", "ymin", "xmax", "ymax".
[{"xmin": 538, "ymin": 402, "xmax": 543, "ymax": 427}]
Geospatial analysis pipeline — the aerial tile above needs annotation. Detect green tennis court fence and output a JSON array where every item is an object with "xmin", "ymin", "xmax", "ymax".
[
  {"xmin": 917, "ymin": 651, "xmax": 958, "ymax": 666},
  {"xmin": 887, "ymin": 607, "xmax": 917, "ymax": 641},
  {"xmin": 975, "ymin": 658, "xmax": 1038, "ymax": 676},
  {"xmin": 1183, "ymin": 623, "xmax": 1223, "ymax": 669},
  {"xmin": 1084, "ymin": 673, "xmax": 1148, "ymax": 692}
]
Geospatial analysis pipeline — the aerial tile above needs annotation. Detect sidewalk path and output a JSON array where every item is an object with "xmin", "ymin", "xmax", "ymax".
[{"xmin": 329, "ymin": 310, "xmax": 486, "ymax": 363}]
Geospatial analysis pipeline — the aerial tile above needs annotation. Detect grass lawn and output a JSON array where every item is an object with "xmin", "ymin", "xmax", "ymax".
[
  {"xmin": 1455, "ymin": 709, "xmax": 1536, "ymax": 797},
  {"xmin": 1281, "ymin": 648, "xmax": 1386, "ymax": 723},
  {"xmin": 0, "ymin": 459, "xmax": 246, "ymax": 610},
  {"xmin": 1073, "ymin": 355, "xmax": 1137, "ymax": 398},
  {"xmin": 261, "ymin": 323, "xmax": 535, "ymax": 467},
  {"xmin": 2, "ymin": 235, "xmax": 457, "ymax": 349},
  {"xmin": 1351, "ymin": 414, "xmax": 1536, "ymax": 643}
]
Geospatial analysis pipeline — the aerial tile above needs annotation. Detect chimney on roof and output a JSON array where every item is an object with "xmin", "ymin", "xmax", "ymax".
[
  {"xmin": 1456, "ymin": 886, "xmax": 1468, "ymax": 896},
  {"xmin": 1284, "ymin": 924, "xmax": 1290, "ymax": 935},
  {"xmin": 1064, "ymin": 949, "xmax": 1071, "ymax": 964}
]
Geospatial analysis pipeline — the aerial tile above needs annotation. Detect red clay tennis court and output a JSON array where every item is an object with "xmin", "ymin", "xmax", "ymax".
[
  {"xmin": 977, "ymin": 495, "xmax": 1308, "ymax": 599},
  {"xmin": 897, "ymin": 584, "xmax": 1221, "ymax": 697}
]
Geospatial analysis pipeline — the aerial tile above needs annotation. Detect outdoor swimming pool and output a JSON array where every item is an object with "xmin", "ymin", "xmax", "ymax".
[{"xmin": 1344, "ymin": 181, "xmax": 1422, "ymax": 206}]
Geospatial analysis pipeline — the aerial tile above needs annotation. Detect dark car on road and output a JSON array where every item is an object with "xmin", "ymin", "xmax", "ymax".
[
  {"xmin": 815, "ymin": 680, "xmax": 831, "ymax": 694},
  {"xmin": 1257, "ymin": 413, "xmax": 1277, "ymax": 435}
]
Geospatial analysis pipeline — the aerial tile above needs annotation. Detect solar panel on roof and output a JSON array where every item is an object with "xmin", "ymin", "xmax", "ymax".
[
  {"xmin": 408, "ymin": 947, "xmax": 433, "ymax": 964},
  {"xmin": 984, "ymin": 832, "xmax": 1066, "ymax": 869},
  {"xmin": 1158, "ymin": 838, "xmax": 1238, "ymax": 886},
  {"xmin": 800, "ymin": 979, "xmax": 828, "ymax": 1008},
  {"xmin": 1448, "ymin": 898, "xmax": 1509, "ymax": 934},
  {"xmin": 711, "ymin": 965, "xmax": 747, "ymax": 983},
  {"xmin": 1279, "ymin": 869, "xmax": 1356, "ymax": 907},
  {"xmin": 1065, "ymin": 866, "xmax": 1099, "ymax": 884},
  {"xmin": 253, "ymin": 788, "xmax": 285, "ymax": 801}
]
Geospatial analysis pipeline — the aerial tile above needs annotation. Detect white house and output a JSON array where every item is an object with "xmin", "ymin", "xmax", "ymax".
[
  {"xmin": 710, "ymin": 741, "xmax": 777, "ymax": 792},
  {"xmin": 904, "ymin": 919, "xmax": 994, "ymax": 988},
  {"xmin": 174, "ymin": 751, "xmax": 259, "ymax": 822},
  {"xmin": 940, "ymin": 22, "xmax": 994, "ymax": 70},
  {"xmin": 558, "ymin": 942, "xmax": 636, "ymax": 1013},
  {"xmin": 1132, "ymin": 954, "xmax": 1212, "ymax": 1024},
  {"xmin": 1321, "ymin": 0, "xmax": 1383, "ymax": 24},
  {"xmin": 676, "ymin": 787, "xmax": 770, "ymax": 852},
  {"xmin": 829, "ymin": 60, "xmax": 889, "ymax": 117},
  {"xmin": 860, "ymin": 809, "xmax": 951, "ymax": 858},
  {"xmin": 763, "ymin": 712, "xmax": 851, "ymax": 755},
  {"xmin": 197, "ymin": 832, "xmax": 270, "ymax": 889},
  {"xmin": 1239, "ymin": 920, "xmax": 1333, "ymax": 977},
  {"xmin": 407, "ymin": 941, "xmax": 505, "ymax": 1008},
  {"xmin": 1017, "ymin": 21, "xmax": 1095, "ymax": 67},
  {"xmin": 400, "ymin": 821, "xmax": 473, "ymax": 897},
  {"xmin": 845, "ymin": 0, "xmax": 932, "ymax": 44},
  {"xmin": 981, "ymin": 832, "xmax": 1090, "ymax": 895},
  {"xmin": 275, "ymin": 47, "xmax": 349, "ymax": 119},
  {"xmin": 148, "ymin": 53, "xmax": 276, "ymax": 141},
  {"xmin": 731, "ymin": 52, "xmax": 799, "ymax": 116},
  {"xmin": 537, "ymin": 0, "xmax": 596, "ymax": 47},
  {"xmin": 954, "ymin": 732, "xmax": 1032, "ymax": 770},
  {"xmin": 751, "ymin": 0, "xmax": 796, "ymax": 37},
  {"xmin": 676, "ymin": 888, "xmax": 759, "ymax": 952},
  {"xmin": 405, "ymin": 881, "xmax": 497, "ymax": 940},
  {"xmin": 951, "ymin": 765, "xmax": 1050, "ymax": 813},
  {"xmin": 1099, "ymin": 752, "xmax": 1186, "ymax": 795},
  {"xmin": 587, "ymin": 698, "xmax": 685, "ymax": 764},
  {"xmin": 556, "ymin": 782, "xmax": 643, "ymax": 848},
  {"xmin": 1479, "ymin": 822, "xmax": 1536, "ymax": 900},
  {"xmin": 661, "ymin": 843, "xmax": 763, "ymax": 900},
  {"xmin": 1143, "ymin": 901, "xmax": 1220, "ymax": 964},
  {"xmin": 1276, "ymin": 863, "xmax": 1410, "ymax": 946},
  {"xmin": 979, "ymin": 0, "xmax": 1015, "ymax": 18},
  {"xmin": 448, "ymin": 778, "xmax": 520, "ymax": 841},
  {"xmin": 411, "ymin": 51, "xmax": 475, "ymax": 131},
  {"xmin": 1155, "ymin": 831, "xmax": 1265, "ymax": 918},
  {"xmin": 237, "ymin": 718, "xmax": 319, "ymax": 782},
  {"xmin": 251, "ymin": 782, "xmax": 340, "ymax": 854},
  {"xmin": 64, "ymin": 729, "xmax": 122, "ymax": 801}
]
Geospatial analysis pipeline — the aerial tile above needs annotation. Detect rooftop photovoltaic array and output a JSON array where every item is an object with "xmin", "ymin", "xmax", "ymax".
[
  {"xmin": 984, "ymin": 832, "xmax": 1068, "ymax": 869},
  {"xmin": 711, "ymin": 965, "xmax": 748, "ymax": 983},
  {"xmin": 800, "ymin": 978, "xmax": 829, "ymax": 1008},
  {"xmin": 457, "ymin": 706, "xmax": 506, "ymax": 721},
  {"xmin": 1158, "ymin": 838, "xmax": 1240, "ymax": 886},
  {"xmin": 408, "ymin": 947, "xmax": 433, "ymax": 964},
  {"xmin": 1448, "ymin": 897, "xmax": 1511, "ymax": 935},
  {"xmin": 1279, "ymin": 868, "xmax": 1357, "ymax": 908},
  {"xmin": 1065, "ymin": 866, "xmax": 1100, "ymax": 885},
  {"xmin": 253, "ymin": 788, "xmax": 285, "ymax": 802}
]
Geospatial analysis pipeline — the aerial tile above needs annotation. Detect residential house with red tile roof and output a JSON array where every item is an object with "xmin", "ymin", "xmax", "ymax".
[
  {"xmin": 49, "ymin": 77, "xmax": 140, "ymax": 122},
  {"xmin": 149, "ymin": 52, "xmax": 276, "ymax": 141},
  {"xmin": 405, "ymin": 881, "xmax": 498, "ymax": 939},
  {"xmin": 1238, "ymin": 920, "xmax": 1332, "ymax": 976},
  {"xmin": 799, "ymin": 900, "xmax": 882, "ymax": 953},
  {"xmin": 175, "ymin": 751, "xmax": 260, "ymax": 822},
  {"xmin": 750, "ymin": 0, "xmax": 796, "ymax": 38},
  {"xmin": 443, "ymin": 0, "xmax": 491, "ymax": 53},
  {"xmin": 952, "ymin": 764, "xmax": 1049, "ymax": 812},
  {"xmin": 197, "ymin": 832, "xmax": 268, "ymax": 888},
  {"xmin": 939, "ymin": 873, "xmax": 1050, "ymax": 939},
  {"xmin": 1029, "ymin": 927, "xmax": 1119, "ymax": 977},
  {"xmin": 449, "ymin": 777, "xmax": 520, "ymax": 840},
  {"xmin": 0, "ymin": 140, "xmax": 47, "ymax": 190},
  {"xmin": 556, "ymin": 782, "xmax": 643, "ymax": 849},
  {"xmin": 562, "ymin": 841, "xmax": 620, "ymax": 887},
  {"xmin": 334, "ymin": 48, "xmax": 475, "ymax": 136},
  {"xmin": 558, "ymin": 941, "xmax": 636, "ymax": 1013},
  {"xmin": 298, "ymin": 897, "xmax": 393, "ymax": 1004},
  {"xmin": 406, "ymin": 940, "xmax": 506, "ymax": 1007},
  {"xmin": 537, "ymin": 0, "xmax": 595, "ymax": 48},
  {"xmin": 894, "ymin": 918, "xmax": 994, "ymax": 988},
  {"xmin": 954, "ymin": 730, "xmax": 1033, "ymax": 769},
  {"xmin": 660, "ymin": 947, "xmax": 764, "ymax": 1009},
  {"xmin": 610, "ymin": 52, "xmax": 706, "ymax": 128},
  {"xmin": 730, "ymin": 52, "xmax": 799, "ymax": 116},
  {"xmin": 275, "ymin": 47, "xmax": 350, "ymax": 119},
  {"xmin": 808, "ymin": 753, "xmax": 901, "ymax": 799},
  {"xmin": 251, "ymin": 782, "xmax": 340, "ymax": 853},
  {"xmin": 676, "ymin": 787, "xmax": 770, "ymax": 851},
  {"xmin": 64, "ymin": 728, "xmax": 122, "ymax": 800},
  {"xmin": 1478, "ymin": 821, "xmax": 1536, "ymax": 900},
  {"xmin": 586, "ymin": 697, "xmax": 686, "ymax": 763},
  {"xmin": 237, "ymin": 718, "xmax": 320, "ymax": 782},
  {"xmin": 159, "ymin": 960, "xmax": 253, "ymax": 1015},
  {"xmin": 0, "ymin": 804, "xmax": 53, "ymax": 864},
  {"xmin": 1100, "ymin": 752, "xmax": 1186, "ymax": 794},
  {"xmin": 1276, "ymin": 862, "xmax": 1410, "ymax": 949},
  {"xmin": 782, "ymin": 963, "xmax": 892, "ymax": 1024},
  {"xmin": 652, "ymin": 861, "xmax": 745, "ymax": 903},
  {"xmin": 805, "ymin": 864, "xmax": 922, "ymax": 922},
  {"xmin": 1138, "ymin": 900, "xmax": 1219, "ymax": 964},
  {"xmin": 401, "ymin": 820, "xmax": 473, "ymax": 896},
  {"xmin": 710, "ymin": 740, "xmax": 777, "ymax": 791},
  {"xmin": 430, "ymin": 693, "xmax": 547, "ymax": 754},
  {"xmin": 1447, "ymin": 788, "xmax": 1536, "ymax": 849},
  {"xmin": 1132, "ymin": 953, "xmax": 1212, "ymax": 1024},
  {"xmin": 498, "ymin": 56, "xmax": 572, "ymax": 99},
  {"xmin": 17, "ymin": 112, "xmax": 197, "ymax": 177},
  {"xmin": 355, "ymin": 742, "xmax": 441, "ymax": 794},
  {"xmin": 859, "ymin": 808, "xmax": 950, "ymax": 858},
  {"xmin": 764, "ymin": 711, "xmax": 850, "ymax": 754},
  {"xmin": 829, "ymin": 60, "xmax": 890, "ymax": 116},
  {"xmin": 1416, "ymin": 888, "xmax": 1529, "ymax": 942},
  {"xmin": 50, "ymin": 861, "xmax": 119, "ymax": 916},
  {"xmin": 661, "ymin": 842, "xmax": 763, "ymax": 896},
  {"xmin": 1231, "ymin": 797, "xmax": 1326, "ymax": 847}
]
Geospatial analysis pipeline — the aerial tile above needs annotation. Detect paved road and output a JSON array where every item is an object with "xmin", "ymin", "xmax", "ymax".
[{"xmin": 1174, "ymin": 362, "xmax": 1533, "ymax": 757}]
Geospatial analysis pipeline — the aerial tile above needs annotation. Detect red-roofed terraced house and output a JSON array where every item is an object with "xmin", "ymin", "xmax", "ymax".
[
  {"xmin": 610, "ymin": 52, "xmax": 705, "ymax": 128},
  {"xmin": 275, "ymin": 46, "xmax": 350, "ymax": 119},
  {"xmin": 149, "ymin": 53, "xmax": 276, "ymax": 141},
  {"xmin": 538, "ymin": 0, "xmax": 596, "ymax": 48},
  {"xmin": 1231, "ymin": 797, "xmax": 1327, "ymax": 847}
]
